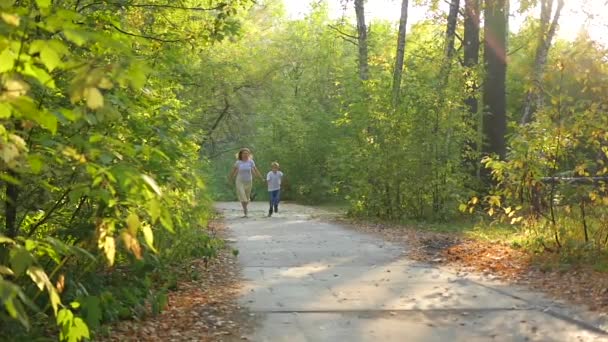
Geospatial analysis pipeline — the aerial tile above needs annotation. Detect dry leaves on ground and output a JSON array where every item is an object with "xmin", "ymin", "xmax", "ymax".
[
  {"xmin": 338, "ymin": 218, "xmax": 608, "ymax": 315},
  {"xmin": 101, "ymin": 221, "xmax": 251, "ymax": 342}
]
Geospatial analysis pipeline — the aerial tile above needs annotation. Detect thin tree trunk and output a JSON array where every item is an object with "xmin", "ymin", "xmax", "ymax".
[
  {"xmin": 520, "ymin": 0, "xmax": 564, "ymax": 124},
  {"xmin": 443, "ymin": 0, "xmax": 460, "ymax": 69},
  {"xmin": 482, "ymin": 0, "xmax": 508, "ymax": 161},
  {"xmin": 5, "ymin": 172, "xmax": 19, "ymax": 238},
  {"xmin": 463, "ymin": 0, "xmax": 480, "ymax": 175},
  {"xmin": 354, "ymin": 0, "xmax": 369, "ymax": 81},
  {"xmin": 391, "ymin": 0, "xmax": 409, "ymax": 106},
  {"xmin": 464, "ymin": 0, "xmax": 480, "ymax": 115}
]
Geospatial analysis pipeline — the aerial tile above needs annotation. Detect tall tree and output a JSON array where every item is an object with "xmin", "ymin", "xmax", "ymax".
[
  {"xmin": 464, "ymin": 0, "xmax": 480, "ymax": 115},
  {"xmin": 520, "ymin": 0, "xmax": 565, "ymax": 124},
  {"xmin": 444, "ymin": 0, "xmax": 461, "ymax": 64},
  {"xmin": 354, "ymin": 0, "xmax": 369, "ymax": 80},
  {"xmin": 482, "ymin": 0, "xmax": 508, "ymax": 160},
  {"xmin": 391, "ymin": 0, "xmax": 409, "ymax": 106}
]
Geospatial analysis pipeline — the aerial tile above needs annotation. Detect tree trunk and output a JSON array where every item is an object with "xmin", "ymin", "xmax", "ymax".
[
  {"xmin": 482, "ymin": 0, "xmax": 508, "ymax": 160},
  {"xmin": 464, "ymin": 0, "xmax": 480, "ymax": 115},
  {"xmin": 520, "ymin": 0, "xmax": 564, "ymax": 124},
  {"xmin": 5, "ymin": 172, "xmax": 19, "ymax": 238},
  {"xmin": 354, "ymin": 0, "xmax": 369, "ymax": 81},
  {"xmin": 444, "ymin": 0, "xmax": 460, "ymax": 63},
  {"xmin": 391, "ymin": 0, "xmax": 409, "ymax": 106}
]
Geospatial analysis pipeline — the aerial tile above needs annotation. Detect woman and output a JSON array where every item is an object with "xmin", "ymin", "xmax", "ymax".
[{"xmin": 229, "ymin": 148, "xmax": 263, "ymax": 217}]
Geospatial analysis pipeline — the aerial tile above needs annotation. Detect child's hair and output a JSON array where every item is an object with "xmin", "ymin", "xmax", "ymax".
[
  {"xmin": 271, "ymin": 161, "xmax": 280, "ymax": 168},
  {"xmin": 236, "ymin": 148, "xmax": 252, "ymax": 161}
]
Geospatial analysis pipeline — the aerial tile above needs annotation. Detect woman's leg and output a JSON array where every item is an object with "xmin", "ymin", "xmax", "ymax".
[
  {"xmin": 236, "ymin": 179, "xmax": 250, "ymax": 217},
  {"xmin": 241, "ymin": 201, "xmax": 248, "ymax": 216}
]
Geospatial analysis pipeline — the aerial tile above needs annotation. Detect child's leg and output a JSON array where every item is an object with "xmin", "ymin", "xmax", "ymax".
[
  {"xmin": 273, "ymin": 190, "xmax": 280, "ymax": 212},
  {"xmin": 268, "ymin": 192, "xmax": 273, "ymax": 216}
]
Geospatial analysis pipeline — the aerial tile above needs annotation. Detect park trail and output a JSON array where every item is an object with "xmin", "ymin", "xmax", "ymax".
[{"xmin": 217, "ymin": 202, "xmax": 608, "ymax": 342}]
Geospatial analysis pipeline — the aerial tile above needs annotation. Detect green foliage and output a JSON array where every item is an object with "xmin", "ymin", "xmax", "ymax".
[
  {"xmin": 465, "ymin": 41, "xmax": 608, "ymax": 256},
  {"xmin": 0, "ymin": 0, "xmax": 252, "ymax": 340}
]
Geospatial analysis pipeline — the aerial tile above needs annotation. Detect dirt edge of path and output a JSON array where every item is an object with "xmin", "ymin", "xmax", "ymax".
[
  {"xmin": 102, "ymin": 219, "xmax": 253, "ymax": 342},
  {"xmin": 333, "ymin": 217, "xmax": 608, "ymax": 318}
]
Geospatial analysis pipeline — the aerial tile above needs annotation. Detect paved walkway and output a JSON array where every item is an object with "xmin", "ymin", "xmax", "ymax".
[{"xmin": 217, "ymin": 202, "xmax": 608, "ymax": 342}]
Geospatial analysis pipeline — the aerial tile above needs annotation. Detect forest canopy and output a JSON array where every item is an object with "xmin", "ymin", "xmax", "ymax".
[{"xmin": 1, "ymin": 0, "xmax": 607, "ymax": 340}]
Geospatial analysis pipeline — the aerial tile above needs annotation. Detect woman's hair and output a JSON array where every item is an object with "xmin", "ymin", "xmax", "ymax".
[
  {"xmin": 236, "ymin": 148, "xmax": 252, "ymax": 161},
  {"xmin": 271, "ymin": 161, "xmax": 280, "ymax": 168}
]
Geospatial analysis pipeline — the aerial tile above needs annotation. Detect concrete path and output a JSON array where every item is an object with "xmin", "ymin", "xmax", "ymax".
[{"xmin": 217, "ymin": 202, "xmax": 608, "ymax": 342}]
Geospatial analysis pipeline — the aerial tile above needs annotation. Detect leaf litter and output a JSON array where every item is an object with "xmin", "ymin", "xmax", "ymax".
[
  {"xmin": 101, "ymin": 220, "xmax": 253, "ymax": 342},
  {"xmin": 336, "ymin": 217, "xmax": 608, "ymax": 315}
]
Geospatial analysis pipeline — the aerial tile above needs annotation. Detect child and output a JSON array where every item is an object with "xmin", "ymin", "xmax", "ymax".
[{"xmin": 266, "ymin": 162, "xmax": 284, "ymax": 217}]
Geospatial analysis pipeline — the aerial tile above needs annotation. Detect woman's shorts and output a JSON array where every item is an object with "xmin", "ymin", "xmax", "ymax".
[{"xmin": 235, "ymin": 178, "xmax": 253, "ymax": 202}]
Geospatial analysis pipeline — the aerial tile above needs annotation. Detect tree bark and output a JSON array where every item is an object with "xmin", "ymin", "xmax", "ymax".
[
  {"xmin": 464, "ymin": 0, "xmax": 480, "ymax": 115},
  {"xmin": 444, "ymin": 0, "xmax": 460, "ymax": 63},
  {"xmin": 391, "ymin": 0, "xmax": 409, "ymax": 106},
  {"xmin": 520, "ymin": 0, "xmax": 564, "ymax": 124},
  {"xmin": 5, "ymin": 172, "xmax": 19, "ymax": 238},
  {"xmin": 482, "ymin": 0, "xmax": 508, "ymax": 160},
  {"xmin": 354, "ymin": 0, "xmax": 369, "ymax": 81}
]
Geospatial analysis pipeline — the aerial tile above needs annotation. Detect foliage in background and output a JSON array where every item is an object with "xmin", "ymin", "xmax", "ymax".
[
  {"xmin": 203, "ymin": 1, "xmax": 608, "ymax": 258},
  {"xmin": 0, "ymin": 0, "xmax": 251, "ymax": 340}
]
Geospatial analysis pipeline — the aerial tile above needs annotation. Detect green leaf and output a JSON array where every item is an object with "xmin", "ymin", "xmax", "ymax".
[
  {"xmin": 0, "ymin": 103, "xmax": 12, "ymax": 118},
  {"xmin": 0, "ymin": 0, "xmax": 16, "ymax": 10},
  {"xmin": 82, "ymin": 296, "xmax": 102, "ymax": 329},
  {"xmin": 59, "ymin": 108, "xmax": 81, "ymax": 121},
  {"xmin": 35, "ymin": 0, "xmax": 51, "ymax": 8},
  {"xmin": 63, "ymin": 29, "xmax": 88, "ymax": 46},
  {"xmin": 148, "ymin": 198, "xmax": 161, "ymax": 222},
  {"xmin": 71, "ymin": 317, "xmax": 90, "ymax": 341},
  {"xmin": 160, "ymin": 207, "xmax": 174, "ymax": 233},
  {"xmin": 141, "ymin": 174, "xmax": 162, "ymax": 195},
  {"xmin": 40, "ymin": 46, "xmax": 61, "ymax": 71},
  {"xmin": 34, "ymin": 110, "xmax": 58, "ymax": 134},
  {"xmin": 28, "ymin": 154, "xmax": 44, "ymax": 174},
  {"xmin": 142, "ymin": 224, "xmax": 157, "ymax": 253},
  {"xmin": 0, "ymin": 48, "xmax": 15, "ymax": 72},
  {"xmin": 22, "ymin": 64, "xmax": 55, "ymax": 88},
  {"xmin": 0, "ymin": 279, "xmax": 30, "ymax": 329},
  {"xmin": 126, "ymin": 212, "xmax": 140, "ymax": 235},
  {"xmin": 10, "ymin": 247, "xmax": 34, "ymax": 275}
]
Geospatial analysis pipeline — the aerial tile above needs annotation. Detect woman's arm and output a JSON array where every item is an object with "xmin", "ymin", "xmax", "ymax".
[
  {"xmin": 229, "ymin": 166, "xmax": 238, "ymax": 180},
  {"xmin": 253, "ymin": 166, "xmax": 264, "ymax": 181}
]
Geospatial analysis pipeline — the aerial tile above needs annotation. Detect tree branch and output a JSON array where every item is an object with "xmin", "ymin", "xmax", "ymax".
[
  {"xmin": 328, "ymin": 24, "xmax": 359, "ymax": 41},
  {"xmin": 110, "ymin": 23, "xmax": 183, "ymax": 43},
  {"xmin": 78, "ymin": 1, "xmax": 225, "ymax": 13}
]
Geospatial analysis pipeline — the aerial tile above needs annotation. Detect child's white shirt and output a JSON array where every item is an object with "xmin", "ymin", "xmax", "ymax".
[{"xmin": 266, "ymin": 171, "xmax": 283, "ymax": 191}]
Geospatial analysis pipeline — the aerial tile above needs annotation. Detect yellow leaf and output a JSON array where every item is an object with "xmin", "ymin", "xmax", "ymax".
[
  {"xmin": 142, "ymin": 174, "xmax": 162, "ymax": 196},
  {"xmin": 3, "ymin": 78, "xmax": 29, "ymax": 99},
  {"xmin": 121, "ymin": 231, "xmax": 142, "ymax": 259},
  {"xmin": 142, "ymin": 224, "xmax": 156, "ymax": 253},
  {"xmin": 0, "ymin": 143, "xmax": 20, "ymax": 164},
  {"xmin": 98, "ymin": 77, "xmax": 113, "ymax": 89},
  {"xmin": 0, "ymin": 265, "xmax": 14, "ymax": 275},
  {"xmin": 27, "ymin": 266, "xmax": 50, "ymax": 291},
  {"xmin": 471, "ymin": 197, "xmax": 479, "ymax": 205},
  {"xmin": 84, "ymin": 87, "xmax": 104, "ymax": 109},
  {"xmin": 1, "ymin": 13, "xmax": 20, "ymax": 26},
  {"xmin": 103, "ymin": 236, "xmax": 115, "ymax": 265}
]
